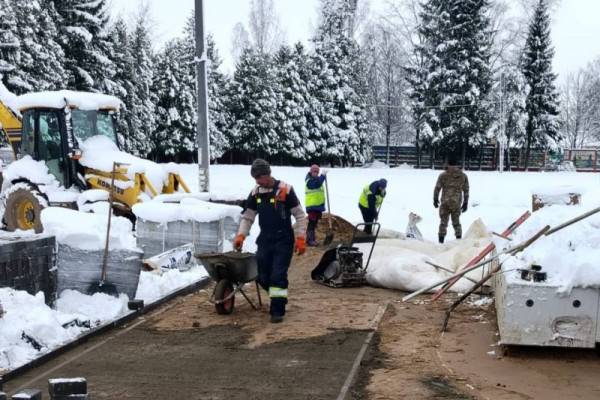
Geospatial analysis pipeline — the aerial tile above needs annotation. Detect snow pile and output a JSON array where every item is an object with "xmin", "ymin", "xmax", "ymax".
[
  {"xmin": 135, "ymin": 266, "xmax": 207, "ymax": 303},
  {"xmin": 2, "ymin": 156, "xmax": 59, "ymax": 191},
  {"xmin": 79, "ymin": 136, "xmax": 170, "ymax": 195},
  {"xmin": 502, "ymin": 205, "xmax": 600, "ymax": 294},
  {"xmin": 363, "ymin": 160, "xmax": 389, "ymax": 169},
  {"xmin": 366, "ymin": 219, "xmax": 492, "ymax": 293},
  {"xmin": 132, "ymin": 197, "xmax": 241, "ymax": 224},
  {"xmin": 41, "ymin": 207, "xmax": 137, "ymax": 251},
  {"xmin": 14, "ymin": 90, "xmax": 121, "ymax": 112},
  {"xmin": 0, "ymin": 288, "xmax": 127, "ymax": 371},
  {"xmin": 0, "ymin": 265, "xmax": 207, "ymax": 371}
]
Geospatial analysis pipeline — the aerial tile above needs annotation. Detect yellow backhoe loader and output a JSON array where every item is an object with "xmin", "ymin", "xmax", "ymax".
[{"xmin": 0, "ymin": 90, "xmax": 190, "ymax": 233}]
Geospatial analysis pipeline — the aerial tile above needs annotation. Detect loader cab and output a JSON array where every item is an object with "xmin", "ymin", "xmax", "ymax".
[{"xmin": 19, "ymin": 108, "xmax": 119, "ymax": 189}]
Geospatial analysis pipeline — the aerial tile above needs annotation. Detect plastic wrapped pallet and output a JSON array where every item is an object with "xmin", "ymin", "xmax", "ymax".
[
  {"xmin": 133, "ymin": 199, "xmax": 241, "ymax": 258},
  {"xmin": 0, "ymin": 234, "xmax": 56, "ymax": 306},
  {"xmin": 56, "ymin": 244, "xmax": 143, "ymax": 300},
  {"xmin": 136, "ymin": 219, "xmax": 223, "ymax": 257}
]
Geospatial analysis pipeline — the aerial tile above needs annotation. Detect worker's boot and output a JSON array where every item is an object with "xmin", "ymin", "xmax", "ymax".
[
  {"xmin": 456, "ymin": 234, "xmax": 462, "ymax": 240},
  {"xmin": 307, "ymin": 229, "xmax": 317, "ymax": 247},
  {"xmin": 438, "ymin": 235, "xmax": 445, "ymax": 244},
  {"xmin": 270, "ymin": 297, "xmax": 286, "ymax": 323}
]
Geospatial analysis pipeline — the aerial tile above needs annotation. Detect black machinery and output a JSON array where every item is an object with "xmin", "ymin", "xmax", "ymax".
[{"xmin": 311, "ymin": 222, "xmax": 380, "ymax": 288}]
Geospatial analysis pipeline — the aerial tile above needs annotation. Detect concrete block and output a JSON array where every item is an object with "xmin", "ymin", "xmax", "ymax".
[
  {"xmin": 48, "ymin": 378, "xmax": 87, "ymax": 396},
  {"xmin": 11, "ymin": 389, "xmax": 42, "ymax": 400}
]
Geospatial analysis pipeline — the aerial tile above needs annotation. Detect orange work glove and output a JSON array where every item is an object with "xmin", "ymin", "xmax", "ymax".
[
  {"xmin": 233, "ymin": 234, "xmax": 245, "ymax": 251},
  {"xmin": 295, "ymin": 236, "xmax": 306, "ymax": 255}
]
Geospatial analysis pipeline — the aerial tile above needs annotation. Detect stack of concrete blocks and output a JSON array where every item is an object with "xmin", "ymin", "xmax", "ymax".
[
  {"xmin": 137, "ymin": 216, "xmax": 240, "ymax": 259},
  {"xmin": 0, "ymin": 234, "xmax": 56, "ymax": 306},
  {"xmin": 56, "ymin": 244, "xmax": 143, "ymax": 300}
]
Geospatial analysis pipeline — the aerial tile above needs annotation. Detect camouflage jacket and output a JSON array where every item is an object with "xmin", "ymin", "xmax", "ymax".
[{"xmin": 433, "ymin": 169, "xmax": 469, "ymax": 208}]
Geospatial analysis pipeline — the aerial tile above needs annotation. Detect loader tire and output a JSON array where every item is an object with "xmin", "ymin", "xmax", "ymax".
[{"xmin": 4, "ymin": 187, "xmax": 45, "ymax": 233}]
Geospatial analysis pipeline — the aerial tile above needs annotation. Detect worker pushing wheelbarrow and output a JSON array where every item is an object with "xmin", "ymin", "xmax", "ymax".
[{"xmin": 195, "ymin": 251, "xmax": 263, "ymax": 315}]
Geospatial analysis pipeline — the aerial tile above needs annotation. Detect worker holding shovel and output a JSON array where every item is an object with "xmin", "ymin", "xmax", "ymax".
[
  {"xmin": 234, "ymin": 159, "xmax": 307, "ymax": 323},
  {"xmin": 304, "ymin": 164, "xmax": 328, "ymax": 246},
  {"xmin": 358, "ymin": 178, "xmax": 387, "ymax": 234},
  {"xmin": 433, "ymin": 158, "xmax": 469, "ymax": 243}
]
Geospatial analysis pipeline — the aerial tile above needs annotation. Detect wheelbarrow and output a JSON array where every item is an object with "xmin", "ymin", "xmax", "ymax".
[{"xmin": 195, "ymin": 251, "xmax": 263, "ymax": 315}]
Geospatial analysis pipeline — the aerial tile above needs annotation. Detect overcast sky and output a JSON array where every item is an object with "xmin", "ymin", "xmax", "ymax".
[{"xmin": 110, "ymin": 0, "xmax": 600, "ymax": 80}]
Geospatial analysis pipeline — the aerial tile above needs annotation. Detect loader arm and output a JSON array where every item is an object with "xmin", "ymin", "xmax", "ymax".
[{"xmin": 0, "ymin": 100, "xmax": 22, "ymax": 156}]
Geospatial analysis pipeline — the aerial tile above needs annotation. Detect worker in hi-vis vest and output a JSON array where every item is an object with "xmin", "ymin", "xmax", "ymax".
[
  {"xmin": 234, "ymin": 159, "xmax": 308, "ymax": 323},
  {"xmin": 358, "ymin": 179, "xmax": 387, "ymax": 234},
  {"xmin": 304, "ymin": 164, "xmax": 327, "ymax": 246}
]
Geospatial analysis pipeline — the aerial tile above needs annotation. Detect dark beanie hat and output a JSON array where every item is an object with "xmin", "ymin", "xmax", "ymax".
[
  {"xmin": 251, "ymin": 158, "xmax": 271, "ymax": 178},
  {"xmin": 447, "ymin": 157, "xmax": 458, "ymax": 166},
  {"xmin": 379, "ymin": 178, "xmax": 387, "ymax": 188}
]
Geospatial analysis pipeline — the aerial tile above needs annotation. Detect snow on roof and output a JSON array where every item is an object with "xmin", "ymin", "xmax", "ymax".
[
  {"xmin": 15, "ymin": 90, "xmax": 121, "ymax": 112},
  {"xmin": 132, "ymin": 197, "xmax": 241, "ymax": 224}
]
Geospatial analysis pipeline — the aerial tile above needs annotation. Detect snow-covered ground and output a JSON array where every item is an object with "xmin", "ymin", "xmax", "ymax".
[
  {"xmin": 177, "ymin": 164, "xmax": 600, "ymax": 241},
  {"xmin": 2, "ymin": 163, "xmax": 599, "ymax": 371},
  {"xmin": 0, "ymin": 266, "xmax": 207, "ymax": 371}
]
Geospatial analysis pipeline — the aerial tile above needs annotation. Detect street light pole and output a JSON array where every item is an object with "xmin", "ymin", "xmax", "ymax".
[{"xmin": 195, "ymin": 0, "xmax": 210, "ymax": 192}]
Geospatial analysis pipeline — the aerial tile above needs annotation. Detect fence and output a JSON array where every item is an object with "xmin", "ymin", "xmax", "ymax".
[{"xmin": 372, "ymin": 145, "xmax": 549, "ymax": 170}]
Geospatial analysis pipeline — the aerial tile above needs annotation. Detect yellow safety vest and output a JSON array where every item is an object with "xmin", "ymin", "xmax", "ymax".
[
  {"xmin": 305, "ymin": 179, "xmax": 325, "ymax": 208},
  {"xmin": 359, "ymin": 184, "xmax": 383, "ymax": 209}
]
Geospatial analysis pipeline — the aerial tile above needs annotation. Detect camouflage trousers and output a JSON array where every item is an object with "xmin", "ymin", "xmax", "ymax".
[{"xmin": 439, "ymin": 203, "xmax": 461, "ymax": 238}]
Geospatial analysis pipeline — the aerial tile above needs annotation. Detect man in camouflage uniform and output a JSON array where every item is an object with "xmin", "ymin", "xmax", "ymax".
[{"xmin": 433, "ymin": 158, "xmax": 469, "ymax": 243}]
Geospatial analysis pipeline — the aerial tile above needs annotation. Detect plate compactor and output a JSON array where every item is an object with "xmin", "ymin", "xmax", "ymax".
[{"xmin": 311, "ymin": 222, "xmax": 380, "ymax": 288}]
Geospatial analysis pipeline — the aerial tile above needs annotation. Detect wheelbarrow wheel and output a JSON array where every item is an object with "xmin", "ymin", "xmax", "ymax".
[{"xmin": 214, "ymin": 279, "xmax": 235, "ymax": 315}]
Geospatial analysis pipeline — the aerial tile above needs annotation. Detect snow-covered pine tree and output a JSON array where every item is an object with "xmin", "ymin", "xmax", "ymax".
[
  {"xmin": 12, "ymin": 0, "xmax": 66, "ymax": 92},
  {"xmin": 229, "ymin": 47, "xmax": 279, "ymax": 157},
  {"xmin": 107, "ymin": 18, "xmax": 136, "ymax": 152},
  {"xmin": 410, "ymin": 0, "xmax": 445, "ymax": 151},
  {"xmin": 0, "ymin": 0, "xmax": 23, "ymax": 93},
  {"xmin": 151, "ymin": 39, "xmax": 196, "ymax": 161},
  {"xmin": 311, "ymin": 0, "xmax": 370, "ymax": 166},
  {"xmin": 521, "ymin": 0, "xmax": 560, "ymax": 170},
  {"xmin": 273, "ymin": 43, "xmax": 311, "ymax": 161},
  {"xmin": 126, "ymin": 11, "xmax": 156, "ymax": 157},
  {"xmin": 53, "ymin": 0, "xmax": 116, "ymax": 92},
  {"xmin": 416, "ymin": 0, "xmax": 493, "ymax": 163},
  {"xmin": 489, "ymin": 66, "xmax": 528, "ymax": 169},
  {"xmin": 206, "ymin": 34, "xmax": 232, "ymax": 160}
]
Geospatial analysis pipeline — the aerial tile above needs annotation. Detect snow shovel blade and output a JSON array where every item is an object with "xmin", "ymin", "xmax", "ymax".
[{"xmin": 88, "ymin": 280, "xmax": 119, "ymax": 297}]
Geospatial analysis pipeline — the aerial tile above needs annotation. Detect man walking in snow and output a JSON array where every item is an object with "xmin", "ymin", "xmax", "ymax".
[
  {"xmin": 433, "ymin": 158, "xmax": 469, "ymax": 243},
  {"xmin": 358, "ymin": 179, "xmax": 387, "ymax": 234},
  {"xmin": 234, "ymin": 159, "xmax": 307, "ymax": 323},
  {"xmin": 305, "ymin": 164, "xmax": 327, "ymax": 246}
]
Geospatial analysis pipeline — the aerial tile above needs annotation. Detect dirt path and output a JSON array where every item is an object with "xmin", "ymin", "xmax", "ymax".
[{"xmin": 4, "ymin": 215, "xmax": 600, "ymax": 398}]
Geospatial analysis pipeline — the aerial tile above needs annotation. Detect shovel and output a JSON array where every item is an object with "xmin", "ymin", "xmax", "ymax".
[
  {"xmin": 323, "ymin": 176, "xmax": 335, "ymax": 246},
  {"xmin": 88, "ymin": 161, "xmax": 120, "ymax": 297}
]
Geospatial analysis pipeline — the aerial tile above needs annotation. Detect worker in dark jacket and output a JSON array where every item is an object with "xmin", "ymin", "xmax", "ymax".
[
  {"xmin": 305, "ymin": 164, "xmax": 327, "ymax": 246},
  {"xmin": 358, "ymin": 178, "xmax": 387, "ymax": 234},
  {"xmin": 433, "ymin": 158, "xmax": 469, "ymax": 243},
  {"xmin": 234, "ymin": 159, "xmax": 307, "ymax": 323}
]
